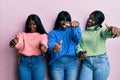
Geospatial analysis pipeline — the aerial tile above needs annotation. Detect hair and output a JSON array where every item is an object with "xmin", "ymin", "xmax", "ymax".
[
  {"xmin": 25, "ymin": 14, "xmax": 47, "ymax": 34},
  {"xmin": 53, "ymin": 11, "xmax": 71, "ymax": 30},
  {"xmin": 85, "ymin": 10, "xmax": 105, "ymax": 30}
]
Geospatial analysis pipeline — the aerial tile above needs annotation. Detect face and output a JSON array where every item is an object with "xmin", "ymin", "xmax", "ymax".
[
  {"xmin": 59, "ymin": 19, "xmax": 70, "ymax": 29},
  {"xmin": 86, "ymin": 14, "xmax": 96, "ymax": 27},
  {"xmin": 28, "ymin": 20, "xmax": 37, "ymax": 33}
]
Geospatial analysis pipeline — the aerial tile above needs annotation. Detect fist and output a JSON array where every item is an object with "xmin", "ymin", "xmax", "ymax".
[
  {"xmin": 71, "ymin": 21, "xmax": 79, "ymax": 28},
  {"xmin": 53, "ymin": 40, "xmax": 62, "ymax": 53},
  {"xmin": 39, "ymin": 42, "xmax": 48, "ymax": 55},
  {"xmin": 105, "ymin": 24, "xmax": 120, "ymax": 37},
  {"xmin": 9, "ymin": 36, "xmax": 19, "ymax": 48},
  {"xmin": 79, "ymin": 50, "xmax": 87, "ymax": 60}
]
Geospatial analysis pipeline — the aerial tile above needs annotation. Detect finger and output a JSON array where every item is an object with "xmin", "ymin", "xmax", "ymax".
[
  {"xmin": 65, "ymin": 22, "xmax": 71, "ymax": 26},
  {"xmin": 14, "ymin": 38, "xmax": 18, "ymax": 44},
  {"xmin": 55, "ymin": 45, "xmax": 61, "ymax": 51},
  {"xmin": 59, "ymin": 40, "xmax": 62, "ymax": 45},
  {"xmin": 112, "ymin": 27, "xmax": 118, "ymax": 35},
  {"xmin": 53, "ymin": 47, "xmax": 59, "ymax": 52},
  {"xmin": 39, "ymin": 41, "xmax": 42, "ymax": 46},
  {"xmin": 116, "ymin": 28, "xmax": 120, "ymax": 37},
  {"xmin": 53, "ymin": 45, "xmax": 59, "ymax": 51},
  {"xmin": 9, "ymin": 41, "xmax": 14, "ymax": 48},
  {"xmin": 105, "ymin": 23, "xmax": 112, "ymax": 30},
  {"xmin": 72, "ymin": 21, "xmax": 79, "ymax": 27},
  {"xmin": 10, "ymin": 40, "xmax": 16, "ymax": 47},
  {"xmin": 115, "ymin": 28, "xmax": 118, "ymax": 35},
  {"xmin": 71, "ymin": 22, "xmax": 75, "ymax": 27},
  {"xmin": 16, "ymin": 34, "xmax": 19, "ymax": 38},
  {"xmin": 53, "ymin": 48, "xmax": 57, "ymax": 52},
  {"xmin": 41, "ymin": 46, "xmax": 47, "ymax": 54},
  {"xmin": 56, "ymin": 44, "xmax": 61, "ymax": 50},
  {"xmin": 118, "ymin": 29, "xmax": 120, "ymax": 36},
  {"xmin": 39, "ymin": 41, "xmax": 45, "ymax": 47}
]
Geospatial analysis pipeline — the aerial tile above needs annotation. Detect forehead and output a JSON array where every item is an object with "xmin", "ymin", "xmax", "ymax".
[
  {"xmin": 29, "ymin": 20, "xmax": 35, "ymax": 23},
  {"xmin": 89, "ymin": 14, "xmax": 94, "ymax": 18},
  {"xmin": 88, "ymin": 14, "xmax": 95, "ymax": 21}
]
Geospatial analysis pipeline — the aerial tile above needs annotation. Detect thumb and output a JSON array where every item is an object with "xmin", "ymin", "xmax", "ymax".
[
  {"xmin": 39, "ymin": 41, "xmax": 42, "ymax": 46},
  {"xmin": 105, "ymin": 23, "xmax": 112, "ymax": 30},
  {"xmin": 15, "ymin": 34, "xmax": 19, "ymax": 39},
  {"xmin": 59, "ymin": 40, "xmax": 62, "ymax": 45},
  {"xmin": 84, "ymin": 50, "xmax": 87, "ymax": 53}
]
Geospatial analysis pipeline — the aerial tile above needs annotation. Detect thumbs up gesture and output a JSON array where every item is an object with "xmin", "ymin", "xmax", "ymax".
[
  {"xmin": 9, "ymin": 35, "xmax": 19, "ymax": 48},
  {"xmin": 39, "ymin": 41, "xmax": 48, "ymax": 56},
  {"xmin": 53, "ymin": 40, "xmax": 62, "ymax": 53},
  {"xmin": 105, "ymin": 23, "xmax": 120, "ymax": 37},
  {"xmin": 70, "ymin": 21, "xmax": 79, "ymax": 28}
]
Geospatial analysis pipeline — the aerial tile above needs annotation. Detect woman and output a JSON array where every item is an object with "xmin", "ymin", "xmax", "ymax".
[
  {"xmin": 76, "ymin": 10, "xmax": 120, "ymax": 80},
  {"xmin": 48, "ymin": 11, "xmax": 82, "ymax": 80},
  {"xmin": 9, "ymin": 14, "xmax": 48, "ymax": 80}
]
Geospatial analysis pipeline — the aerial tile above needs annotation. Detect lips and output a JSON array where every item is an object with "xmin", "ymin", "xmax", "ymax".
[
  {"xmin": 62, "ymin": 25, "xmax": 67, "ymax": 29},
  {"xmin": 87, "ymin": 22, "xmax": 92, "ymax": 26}
]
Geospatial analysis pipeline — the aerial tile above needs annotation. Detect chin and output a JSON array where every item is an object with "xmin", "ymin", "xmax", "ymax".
[{"xmin": 62, "ymin": 26, "xmax": 67, "ymax": 29}]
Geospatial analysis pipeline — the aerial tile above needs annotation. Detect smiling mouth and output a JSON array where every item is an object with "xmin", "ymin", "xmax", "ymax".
[{"xmin": 30, "ymin": 29, "xmax": 36, "ymax": 32}]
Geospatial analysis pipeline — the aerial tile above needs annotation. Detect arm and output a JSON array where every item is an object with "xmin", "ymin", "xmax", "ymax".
[
  {"xmin": 71, "ymin": 21, "xmax": 82, "ymax": 44},
  {"xmin": 48, "ymin": 32, "xmax": 58, "ymax": 53},
  {"xmin": 105, "ymin": 24, "xmax": 120, "ymax": 37},
  {"xmin": 76, "ymin": 42, "xmax": 86, "ymax": 60},
  {"xmin": 15, "ymin": 32, "xmax": 24, "ymax": 49},
  {"xmin": 39, "ymin": 34, "xmax": 48, "ymax": 54},
  {"xmin": 76, "ymin": 41, "xmax": 84, "ymax": 56},
  {"xmin": 101, "ymin": 24, "xmax": 120, "ymax": 38},
  {"xmin": 9, "ymin": 35, "xmax": 19, "ymax": 48}
]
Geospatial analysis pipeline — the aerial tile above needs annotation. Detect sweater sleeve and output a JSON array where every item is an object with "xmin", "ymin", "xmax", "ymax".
[
  {"xmin": 15, "ymin": 32, "xmax": 24, "ymax": 50},
  {"xmin": 71, "ymin": 26, "xmax": 82, "ymax": 44},
  {"xmin": 101, "ymin": 27, "xmax": 114, "ymax": 38},
  {"xmin": 76, "ymin": 40, "xmax": 84, "ymax": 57},
  {"xmin": 41, "ymin": 34, "xmax": 48, "ymax": 48},
  {"xmin": 48, "ymin": 31, "xmax": 58, "ymax": 52}
]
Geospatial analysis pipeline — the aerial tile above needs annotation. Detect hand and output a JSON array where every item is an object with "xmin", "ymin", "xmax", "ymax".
[
  {"xmin": 70, "ymin": 21, "xmax": 79, "ymax": 28},
  {"xmin": 105, "ymin": 23, "xmax": 112, "ymax": 30},
  {"xmin": 39, "ymin": 42, "xmax": 48, "ymax": 56},
  {"xmin": 53, "ymin": 40, "xmax": 62, "ymax": 53},
  {"xmin": 62, "ymin": 22, "xmax": 71, "ymax": 29},
  {"xmin": 9, "ymin": 35, "xmax": 19, "ymax": 48},
  {"xmin": 79, "ymin": 50, "xmax": 87, "ymax": 60},
  {"xmin": 105, "ymin": 23, "xmax": 120, "ymax": 37}
]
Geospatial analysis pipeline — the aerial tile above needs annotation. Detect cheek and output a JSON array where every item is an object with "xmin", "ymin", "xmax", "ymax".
[
  {"xmin": 92, "ymin": 21, "xmax": 96, "ymax": 25},
  {"xmin": 60, "ymin": 22, "xmax": 65, "ymax": 26},
  {"xmin": 92, "ymin": 22, "xmax": 95, "ymax": 24}
]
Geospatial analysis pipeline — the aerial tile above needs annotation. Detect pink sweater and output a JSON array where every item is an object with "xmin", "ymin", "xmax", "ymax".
[{"xmin": 15, "ymin": 32, "xmax": 48, "ymax": 56}]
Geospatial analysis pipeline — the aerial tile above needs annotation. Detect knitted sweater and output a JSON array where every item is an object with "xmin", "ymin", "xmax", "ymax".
[
  {"xmin": 76, "ymin": 25, "xmax": 113, "ymax": 56},
  {"xmin": 15, "ymin": 32, "xmax": 48, "ymax": 56}
]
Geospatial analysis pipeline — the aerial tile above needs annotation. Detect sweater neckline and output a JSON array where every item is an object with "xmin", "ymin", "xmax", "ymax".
[{"xmin": 87, "ymin": 25, "xmax": 100, "ymax": 31}]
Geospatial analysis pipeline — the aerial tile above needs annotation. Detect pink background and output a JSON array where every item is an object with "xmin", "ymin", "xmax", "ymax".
[{"xmin": 0, "ymin": 0, "xmax": 120, "ymax": 80}]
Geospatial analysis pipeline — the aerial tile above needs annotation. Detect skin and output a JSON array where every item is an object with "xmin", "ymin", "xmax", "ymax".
[
  {"xmin": 53, "ymin": 21, "xmax": 79, "ymax": 53},
  {"xmin": 9, "ymin": 19, "xmax": 48, "ymax": 55},
  {"xmin": 87, "ymin": 14, "xmax": 96, "ymax": 27},
  {"xmin": 79, "ymin": 14, "xmax": 120, "ymax": 60}
]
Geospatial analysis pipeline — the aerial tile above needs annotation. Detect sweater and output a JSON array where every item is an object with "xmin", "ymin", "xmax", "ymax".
[
  {"xmin": 15, "ymin": 32, "xmax": 48, "ymax": 56},
  {"xmin": 48, "ymin": 26, "xmax": 82, "ymax": 65},
  {"xmin": 76, "ymin": 25, "xmax": 114, "ymax": 56}
]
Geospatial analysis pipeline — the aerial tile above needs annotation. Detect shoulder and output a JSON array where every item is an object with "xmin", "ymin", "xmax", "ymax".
[
  {"xmin": 16, "ymin": 32, "xmax": 25, "ymax": 38},
  {"xmin": 48, "ymin": 30, "xmax": 58, "ymax": 35},
  {"xmin": 41, "ymin": 33, "xmax": 48, "ymax": 37}
]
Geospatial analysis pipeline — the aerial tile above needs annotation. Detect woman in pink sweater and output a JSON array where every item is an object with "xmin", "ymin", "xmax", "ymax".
[{"xmin": 9, "ymin": 14, "xmax": 48, "ymax": 80}]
